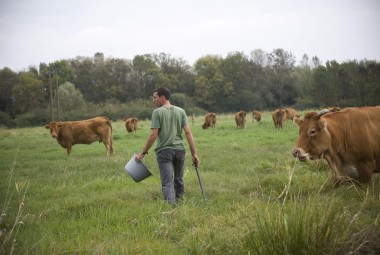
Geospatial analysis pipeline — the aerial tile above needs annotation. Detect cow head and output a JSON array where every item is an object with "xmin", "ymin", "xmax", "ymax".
[
  {"xmin": 45, "ymin": 122, "xmax": 62, "ymax": 138},
  {"xmin": 292, "ymin": 111, "xmax": 331, "ymax": 161}
]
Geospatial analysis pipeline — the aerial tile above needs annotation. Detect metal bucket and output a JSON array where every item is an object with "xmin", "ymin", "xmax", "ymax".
[{"xmin": 124, "ymin": 154, "xmax": 152, "ymax": 182}]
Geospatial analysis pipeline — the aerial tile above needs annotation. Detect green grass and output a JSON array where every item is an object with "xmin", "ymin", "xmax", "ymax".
[{"xmin": 1, "ymin": 112, "xmax": 380, "ymax": 254}]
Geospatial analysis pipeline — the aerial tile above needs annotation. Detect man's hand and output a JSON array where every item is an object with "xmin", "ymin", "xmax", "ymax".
[{"xmin": 135, "ymin": 153, "xmax": 145, "ymax": 162}]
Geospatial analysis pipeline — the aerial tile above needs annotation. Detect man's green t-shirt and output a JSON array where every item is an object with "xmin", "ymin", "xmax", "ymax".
[{"xmin": 151, "ymin": 105, "xmax": 188, "ymax": 153}]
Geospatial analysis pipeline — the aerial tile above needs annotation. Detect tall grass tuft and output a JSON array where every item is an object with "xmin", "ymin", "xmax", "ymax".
[
  {"xmin": 240, "ymin": 195, "xmax": 380, "ymax": 255},
  {"xmin": 0, "ymin": 145, "xmax": 29, "ymax": 254}
]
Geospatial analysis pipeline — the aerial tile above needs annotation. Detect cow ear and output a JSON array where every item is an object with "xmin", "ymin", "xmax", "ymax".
[
  {"xmin": 294, "ymin": 117, "xmax": 302, "ymax": 127},
  {"xmin": 318, "ymin": 119, "xmax": 327, "ymax": 131},
  {"xmin": 58, "ymin": 124, "xmax": 63, "ymax": 128},
  {"xmin": 44, "ymin": 125, "xmax": 50, "ymax": 129}
]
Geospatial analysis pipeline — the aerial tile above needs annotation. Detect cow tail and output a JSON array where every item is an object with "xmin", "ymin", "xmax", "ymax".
[{"xmin": 109, "ymin": 122, "xmax": 114, "ymax": 154}]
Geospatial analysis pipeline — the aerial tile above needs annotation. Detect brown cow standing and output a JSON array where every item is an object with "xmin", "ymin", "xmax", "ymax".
[
  {"xmin": 292, "ymin": 106, "xmax": 380, "ymax": 185},
  {"xmin": 235, "ymin": 111, "xmax": 247, "ymax": 128},
  {"xmin": 202, "ymin": 112, "xmax": 216, "ymax": 129},
  {"xmin": 124, "ymin": 117, "xmax": 138, "ymax": 134},
  {"xmin": 284, "ymin": 108, "xmax": 300, "ymax": 120},
  {"xmin": 271, "ymin": 109, "xmax": 287, "ymax": 129},
  {"xmin": 45, "ymin": 116, "xmax": 113, "ymax": 156},
  {"xmin": 252, "ymin": 111, "xmax": 261, "ymax": 122}
]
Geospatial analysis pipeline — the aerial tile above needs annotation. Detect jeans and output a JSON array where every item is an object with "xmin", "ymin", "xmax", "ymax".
[{"xmin": 156, "ymin": 148, "xmax": 185, "ymax": 204}]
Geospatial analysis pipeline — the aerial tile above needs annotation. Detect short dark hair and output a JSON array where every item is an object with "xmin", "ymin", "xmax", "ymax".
[{"xmin": 153, "ymin": 87, "xmax": 171, "ymax": 100}]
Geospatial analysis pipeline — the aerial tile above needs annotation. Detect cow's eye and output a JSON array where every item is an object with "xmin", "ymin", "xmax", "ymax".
[{"xmin": 308, "ymin": 128, "xmax": 317, "ymax": 137}]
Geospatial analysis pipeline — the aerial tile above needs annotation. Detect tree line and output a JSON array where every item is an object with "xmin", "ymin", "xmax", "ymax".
[{"xmin": 0, "ymin": 49, "xmax": 379, "ymax": 127}]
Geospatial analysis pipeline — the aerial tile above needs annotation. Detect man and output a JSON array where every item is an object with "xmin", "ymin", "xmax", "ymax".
[{"xmin": 135, "ymin": 87, "xmax": 200, "ymax": 205}]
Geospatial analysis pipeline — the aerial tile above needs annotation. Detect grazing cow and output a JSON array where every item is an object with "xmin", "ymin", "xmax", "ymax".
[
  {"xmin": 285, "ymin": 108, "xmax": 300, "ymax": 120},
  {"xmin": 271, "ymin": 109, "xmax": 287, "ymax": 129},
  {"xmin": 124, "ymin": 117, "xmax": 138, "ymax": 134},
  {"xmin": 235, "ymin": 111, "xmax": 247, "ymax": 128},
  {"xmin": 292, "ymin": 106, "xmax": 380, "ymax": 185},
  {"xmin": 252, "ymin": 111, "xmax": 261, "ymax": 122},
  {"xmin": 45, "ymin": 116, "xmax": 113, "ymax": 156},
  {"xmin": 202, "ymin": 112, "xmax": 216, "ymax": 129}
]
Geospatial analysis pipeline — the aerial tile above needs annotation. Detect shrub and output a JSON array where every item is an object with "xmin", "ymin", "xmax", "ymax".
[
  {"xmin": 0, "ymin": 111, "xmax": 11, "ymax": 127},
  {"xmin": 13, "ymin": 109, "xmax": 51, "ymax": 127}
]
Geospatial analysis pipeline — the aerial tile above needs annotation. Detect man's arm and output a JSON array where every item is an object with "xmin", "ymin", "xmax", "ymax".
[
  {"xmin": 135, "ymin": 128, "xmax": 159, "ymax": 160},
  {"xmin": 184, "ymin": 125, "xmax": 199, "ymax": 166}
]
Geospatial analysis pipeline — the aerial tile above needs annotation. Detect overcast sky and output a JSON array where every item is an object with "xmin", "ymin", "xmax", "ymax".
[{"xmin": 0, "ymin": 0, "xmax": 379, "ymax": 71}]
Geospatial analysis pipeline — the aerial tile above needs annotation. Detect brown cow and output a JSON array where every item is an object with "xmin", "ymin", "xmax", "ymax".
[
  {"xmin": 252, "ymin": 111, "xmax": 261, "ymax": 122},
  {"xmin": 292, "ymin": 106, "xmax": 380, "ymax": 185},
  {"xmin": 45, "ymin": 116, "xmax": 113, "ymax": 156},
  {"xmin": 235, "ymin": 111, "xmax": 247, "ymax": 128},
  {"xmin": 284, "ymin": 108, "xmax": 300, "ymax": 120},
  {"xmin": 202, "ymin": 112, "xmax": 216, "ymax": 129},
  {"xmin": 124, "ymin": 117, "xmax": 138, "ymax": 134},
  {"xmin": 271, "ymin": 109, "xmax": 287, "ymax": 129}
]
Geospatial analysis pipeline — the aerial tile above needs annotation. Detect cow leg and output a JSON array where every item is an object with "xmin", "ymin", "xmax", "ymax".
[
  {"xmin": 356, "ymin": 162, "xmax": 374, "ymax": 184},
  {"xmin": 103, "ymin": 139, "xmax": 113, "ymax": 156},
  {"xmin": 66, "ymin": 145, "xmax": 72, "ymax": 156},
  {"xmin": 328, "ymin": 158, "xmax": 353, "ymax": 186},
  {"xmin": 331, "ymin": 162, "xmax": 373, "ymax": 185},
  {"xmin": 104, "ymin": 141, "xmax": 110, "ymax": 156}
]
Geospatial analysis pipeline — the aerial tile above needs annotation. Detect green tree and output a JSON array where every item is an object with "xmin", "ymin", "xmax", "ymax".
[
  {"xmin": 357, "ymin": 60, "xmax": 380, "ymax": 106},
  {"xmin": 69, "ymin": 56, "xmax": 96, "ymax": 102},
  {"xmin": 132, "ymin": 54, "xmax": 163, "ymax": 98},
  {"xmin": 311, "ymin": 65, "xmax": 330, "ymax": 106},
  {"xmin": 311, "ymin": 56, "xmax": 322, "ymax": 69},
  {"xmin": 12, "ymin": 70, "xmax": 46, "ymax": 114},
  {"xmin": 268, "ymin": 48, "xmax": 296, "ymax": 106},
  {"xmin": 193, "ymin": 55, "xmax": 224, "ymax": 111},
  {"xmin": 326, "ymin": 60, "xmax": 349, "ymax": 107},
  {"xmin": 220, "ymin": 52, "xmax": 251, "ymax": 110},
  {"xmin": 58, "ymin": 82, "xmax": 86, "ymax": 115},
  {"xmin": 153, "ymin": 53, "xmax": 195, "ymax": 96},
  {"xmin": 293, "ymin": 54, "xmax": 314, "ymax": 108},
  {"xmin": 249, "ymin": 49, "xmax": 272, "ymax": 109},
  {"xmin": 250, "ymin": 49, "xmax": 268, "ymax": 68},
  {"xmin": 103, "ymin": 58, "xmax": 133, "ymax": 102},
  {"xmin": 0, "ymin": 67, "xmax": 18, "ymax": 116}
]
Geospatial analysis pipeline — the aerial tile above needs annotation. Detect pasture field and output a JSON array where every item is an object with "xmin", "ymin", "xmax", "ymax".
[{"xmin": 1, "ymin": 112, "xmax": 379, "ymax": 254}]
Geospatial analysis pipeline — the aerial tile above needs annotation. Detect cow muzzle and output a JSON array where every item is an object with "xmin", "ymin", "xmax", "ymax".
[{"xmin": 292, "ymin": 147, "xmax": 309, "ymax": 161}]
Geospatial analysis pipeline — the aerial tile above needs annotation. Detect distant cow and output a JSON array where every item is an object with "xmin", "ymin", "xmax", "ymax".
[
  {"xmin": 45, "ymin": 116, "xmax": 113, "ymax": 156},
  {"xmin": 202, "ymin": 112, "xmax": 216, "ymax": 129},
  {"xmin": 235, "ymin": 111, "xmax": 247, "ymax": 128},
  {"xmin": 124, "ymin": 117, "xmax": 138, "ymax": 134},
  {"xmin": 284, "ymin": 108, "xmax": 300, "ymax": 120},
  {"xmin": 271, "ymin": 109, "xmax": 287, "ymax": 129},
  {"xmin": 292, "ymin": 106, "xmax": 380, "ymax": 185},
  {"xmin": 252, "ymin": 111, "xmax": 261, "ymax": 122}
]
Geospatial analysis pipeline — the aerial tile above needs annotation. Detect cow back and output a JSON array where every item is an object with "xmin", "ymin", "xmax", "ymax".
[
  {"xmin": 323, "ymin": 107, "xmax": 380, "ymax": 155},
  {"xmin": 60, "ymin": 117, "xmax": 111, "ymax": 145}
]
